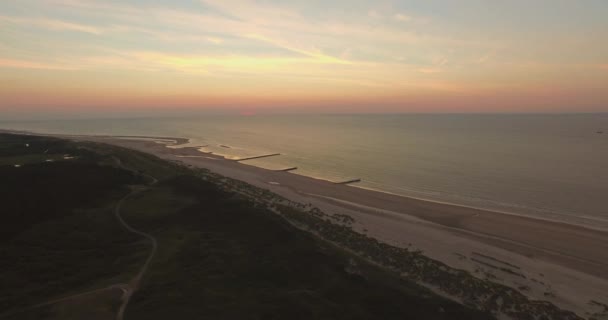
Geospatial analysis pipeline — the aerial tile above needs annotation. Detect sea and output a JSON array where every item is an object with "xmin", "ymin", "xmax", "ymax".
[{"xmin": 2, "ymin": 114, "xmax": 607, "ymax": 230}]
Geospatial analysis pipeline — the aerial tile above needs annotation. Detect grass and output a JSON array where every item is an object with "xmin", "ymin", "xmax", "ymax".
[{"xmin": 0, "ymin": 134, "xmax": 144, "ymax": 315}]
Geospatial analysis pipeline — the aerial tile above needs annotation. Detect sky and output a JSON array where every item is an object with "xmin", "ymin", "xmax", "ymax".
[{"xmin": 1, "ymin": 0, "xmax": 607, "ymax": 118}]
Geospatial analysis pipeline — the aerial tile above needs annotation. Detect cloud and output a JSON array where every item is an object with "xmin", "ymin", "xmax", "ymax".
[
  {"xmin": 368, "ymin": 10, "xmax": 382, "ymax": 19},
  {"xmin": 33, "ymin": 0, "xmax": 485, "ymax": 60},
  {"xmin": 243, "ymin": 34, "xmax": 351, "ymax": 65},
  {"xmin": 477, "ymin": 55, "xmax": 490, "ymax": 64},
  {"xmin": 38, "ymin": 19, "xmax": 103, "ymax": 34},
  {"xmin": 394, "ymin": 13, "xmax": 411, "ymax": 22},
  {"xmin": 0, "ymin": 58, "xmax": 76, "ymax": 70},
  {"xmin": 417, "ymin": 68, "xmax": 442, "ymax": 74},
  {"xmin": 206, "ymin": 37, "xmax": 223, "ymax": 44},
  {"xmin": 0, "ymin": 0, "xmax": 502, "ymax": 91},
  {"xmin": 435, "ymin": 57, "xmax": 448, "ymax": 66},
  {"xmin": 0, "ymin": 15, "xmax": 103, "ymax": 34}
]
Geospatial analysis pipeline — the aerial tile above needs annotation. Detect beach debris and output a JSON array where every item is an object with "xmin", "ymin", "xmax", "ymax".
[
  {"xmin": 45, "ymin": 159, "xmax": 54, "ymax": 162},
  {"xmin": 25, "ymin": 143, "xmax": 29, "ymax": 147},
  {"xmin": 220, "ymin": 144, "xmax": 231, "ymax": 148},
  {"xmin": 268, "ymin": 181, "xmax": 280, "ymax": 185},
  {"xmin": 14, "ymin": 164, "xmax": 21, "ymax": 168}
]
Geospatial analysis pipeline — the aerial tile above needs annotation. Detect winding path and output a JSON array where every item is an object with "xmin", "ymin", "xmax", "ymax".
[
  {"xmin": 0, "ymin": 154, "xmax": 159, "ymax": 320},
  {"xmin": 0, "ymin": 176, "xmax": 158, "ymax": 320},
  {"xmin": 114, "ymin": 175, "xmax": 158, "ymax": 320},
  {"xmin": 0, "ymin": 285, "xmax": 127, "ymax": 319}
]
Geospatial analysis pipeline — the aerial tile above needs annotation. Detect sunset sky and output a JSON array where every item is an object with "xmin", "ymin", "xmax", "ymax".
[{"xmin": 1, "ymin": 0, "xmax": 607, "ymax": 118}]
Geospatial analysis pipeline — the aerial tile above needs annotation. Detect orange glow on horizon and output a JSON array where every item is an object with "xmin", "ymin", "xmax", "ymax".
[{"xmin": 1, "ymin": 0, "xmax": 607, "ymax": 116}]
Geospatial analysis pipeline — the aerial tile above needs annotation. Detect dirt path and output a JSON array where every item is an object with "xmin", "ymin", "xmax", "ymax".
[
  {"xmin": 0, "ymin": 285, "xmax": 127, "ymax": 319},
  {"xmin": 114, "ymin": 175, "xmax": 158, "ymax": 320},
  {"xmin": 0, "ymin": 170, "xmax": 158, "ymax": 320},
  {"xmin": 1, "ymin": 177, "xmax": 159, "ymax": 320}
]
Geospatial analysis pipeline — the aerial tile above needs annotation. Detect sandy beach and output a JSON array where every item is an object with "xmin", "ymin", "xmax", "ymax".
[{"xmin": 12, "ymin": 131, "xmax": 607, "ymax": 318}]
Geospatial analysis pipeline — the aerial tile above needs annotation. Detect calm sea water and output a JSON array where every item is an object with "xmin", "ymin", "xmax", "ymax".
[{"xmin": 2, "ymin": 114, "xmax": 607, "ymax": 229}]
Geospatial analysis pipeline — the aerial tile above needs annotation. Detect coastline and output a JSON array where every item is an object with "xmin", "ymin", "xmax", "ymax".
[
  {"xmin": 353, "ymin": 184, "xmax": 608, "ymax": 233},
  {"xmin": 3, "ymin": 130, "xmax": 608, "ymax": 318},
  {"xmin": 3, "ymin": 128, "xmax": 606, "ymax": 231}
]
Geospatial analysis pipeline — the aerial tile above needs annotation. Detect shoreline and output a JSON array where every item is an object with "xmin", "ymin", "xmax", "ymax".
[
  {"xmin": 246, "ymin": 157, "xmax": 608, "ymax": 236},
  {"xmin": 222, "ymin": 150, "xmax": 608, "ymax": 233},
  {"xmin": 3, "ymin": 128, "xmax": 606, "ymax": 232},
  {"xmin": 276, "ymin": 170, "xmax": 608, "ymax": 276},
  {"xmin": 348, "ymin": 183, "xmax": 608, "ymax": 234},
  {"xmin": 3, "ymin": 129, "xmax": 608, "ymax": 317},
  {"xmin": 207, "ymin": 139, "xmax": 608, "ymax": 233}
]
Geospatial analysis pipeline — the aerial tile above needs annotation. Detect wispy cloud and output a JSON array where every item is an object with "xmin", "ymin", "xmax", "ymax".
[
  {"xmin": 394, "ymin": 13, "xmax": 411, "ymax": 22},
  {"xmin": 477, "ymin": 55, "xmax": 490, "ymax": 64},
  {"xmin": 368, "ymin": 10, "xmax": 382, "ymax": 19},
  {"xmin": 0, "ymin": 58, "xmax": 76, "ymax": 70},
  {"xmin": 243, "ymin": 34, "xmax": 351, "ymax": 65},
  {"xmin": 2, "ymin": 0, "xmax": 607, "ymax": 111},
  {"xmin": 206, "ymin": 37, "xmax": 223, "ymax": 44},
  {"xmin": 417, "ymin": 68, "xmax": 442, "ymax": 74},
  {"xmin": 0, "ymin": 15, "xmax": 103, "ymax": 34}
]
